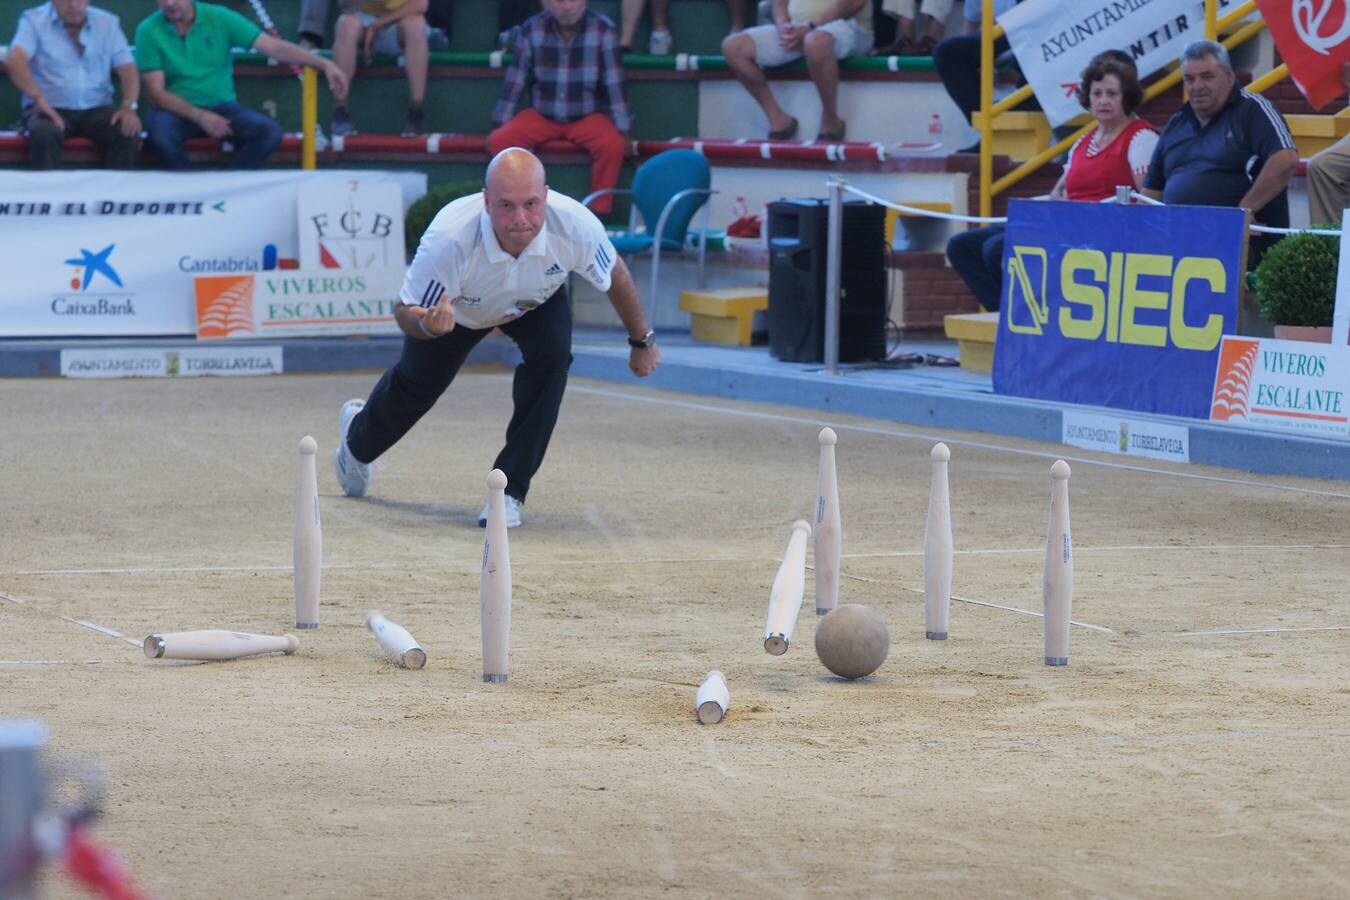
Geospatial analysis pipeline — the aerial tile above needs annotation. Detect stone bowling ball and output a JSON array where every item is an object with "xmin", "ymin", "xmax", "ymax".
[{"xmin": 814, "ymin": 603, "xmax": 890, "ymax": 679}]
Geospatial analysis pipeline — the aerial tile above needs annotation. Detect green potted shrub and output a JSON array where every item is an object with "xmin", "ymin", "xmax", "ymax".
[
  {"xmin": 1253, "ymin": 227, "xmax": 1340, "ymax": 342},
  {"xmin": 404, "ymin": 179, "xmax": 482, "ymax": 261}
]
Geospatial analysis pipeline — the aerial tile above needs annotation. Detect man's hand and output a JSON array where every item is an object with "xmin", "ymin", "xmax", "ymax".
[
  {"xmin": 33, "ymin": 98, "xmax": 66, "ymax": 133},
  {"xmin": 410, "ymin": 294, "xmax": 456, "ymax": 338},
  {"xmin": 629, "ymin": 344, "xmax": 659, "ymax": 377},
  {"xmin": 777, "ymin": 22, "xmax": 807, "ymax": 50},
  {"xmin": 111, "ymin": 106, "xmax": 141, "ymax": 137},
  {"xmin": 362, "ymin": 25, "xmax": 379, "ymax": 64},
  {"xmin": 323, "ymin": 60, "xmax": 350, "ymax": 101},
  {"xmin": 197, "ymin": 109, "xmax": 232, "ymax": 139}
]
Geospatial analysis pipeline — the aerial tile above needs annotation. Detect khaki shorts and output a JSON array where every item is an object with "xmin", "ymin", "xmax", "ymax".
[{"xmin": 741, "ymin": 19, "xmax": 873, "ymax": 66}]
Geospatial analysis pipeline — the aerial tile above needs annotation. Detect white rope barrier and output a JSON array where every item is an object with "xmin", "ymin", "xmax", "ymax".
[
  {"xmin": 1128, "ymin": 191, "xmax": 1343, "ymax": 236},
  {"xmin": 840, "ymin": 184, "xmax": 1008, "ymax": 224}
]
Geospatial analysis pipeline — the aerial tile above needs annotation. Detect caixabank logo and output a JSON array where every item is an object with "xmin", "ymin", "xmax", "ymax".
[{"xmin": 51, "ymin": 243, "xmax": 137, "ymax": 318}]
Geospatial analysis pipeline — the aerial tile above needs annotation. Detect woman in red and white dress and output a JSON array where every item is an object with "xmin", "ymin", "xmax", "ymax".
[{"xmin": 947, "ymin": 52, "xmax": 1158, "ymax": 311}]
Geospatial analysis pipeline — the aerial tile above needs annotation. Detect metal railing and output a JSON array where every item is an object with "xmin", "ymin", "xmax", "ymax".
[{"xmin": 977, "ymin": 0, "xmax": 1277, "ymax": 217}]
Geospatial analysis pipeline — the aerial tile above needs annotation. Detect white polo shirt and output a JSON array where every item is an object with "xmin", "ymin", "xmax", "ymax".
[{"xmin": 399, "ymin": 190, "xmax": 618, "ymax": 330}]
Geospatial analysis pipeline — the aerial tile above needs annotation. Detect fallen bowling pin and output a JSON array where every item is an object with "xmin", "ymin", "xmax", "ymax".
[
  {"xmin": 814, "ymin": 427, "xmax": 841, "ymax": 615},
  {"xmin": 143, "ymin": 630, "xmax": 299, "ymax": 661},
  {"xmin": 480, "ymin": 468, "xmax": 513, "ymax": 683},
  {"xmin": 764, "ymin": 519, "xmax": 811, "ymax": 655},
  {"xmin": 365, "ymin": 611, "xmax": 427, "ymax": 669},
  {"xmin": 1043, "ymin": 460, "xmax": 1074, "ymax": 666},
  {"xmin": 695, "ymin": 670, "xmax": 729, "ymax": 724},
  {"xmin": 923, "ymin": 442, "xmax": 953, "ymax": 640},
  {"xmin": 293, "ymin": 435, "xmax": 322, "ymax": 630}
]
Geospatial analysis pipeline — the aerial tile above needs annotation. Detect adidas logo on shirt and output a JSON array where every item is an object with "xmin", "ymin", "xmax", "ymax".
[{"xmin": 544, "ymin": 263, "xmax": 564, "ymax": 276}]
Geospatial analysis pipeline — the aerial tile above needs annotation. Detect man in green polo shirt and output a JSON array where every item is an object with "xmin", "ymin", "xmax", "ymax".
[{"xmin": 136, "ymin": 0, "xmax": 348, "ymax": 168}]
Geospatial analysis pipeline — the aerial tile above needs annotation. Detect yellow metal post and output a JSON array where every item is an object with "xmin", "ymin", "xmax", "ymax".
[
  {"xmin": 301, "ymin": 67, "xmax": 317, "ymax": 170},
  {"xmin": 1205, "ymin": 0, "xmax": 1217, "ymax": 40},
  {"xmin": 978, "ymin": 0, "xmax": 994, "ymax": 218}
]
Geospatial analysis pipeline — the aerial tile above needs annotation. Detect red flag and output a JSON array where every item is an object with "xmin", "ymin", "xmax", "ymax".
[{"xmin": 1255, "ymin": 0, "xmax": 1350, "ymax": 110}]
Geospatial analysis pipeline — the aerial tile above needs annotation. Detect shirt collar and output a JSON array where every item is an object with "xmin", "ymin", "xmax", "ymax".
[
  {"xmin": 45, "ymin": 3, "xmax": 90, "ymax": 33},
  {"xmin": 479, "ymin": 208, "xmax": 550, "ymax": 263}
]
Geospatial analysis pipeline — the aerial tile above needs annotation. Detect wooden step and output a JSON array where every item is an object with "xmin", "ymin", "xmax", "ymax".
[
  {"xmin": 679, "ymin": 287, "xmax": 768, "ymax": 346},
  {"xmin": 943, "ymin": 311, "xmax": 999, "ymax": 373}
]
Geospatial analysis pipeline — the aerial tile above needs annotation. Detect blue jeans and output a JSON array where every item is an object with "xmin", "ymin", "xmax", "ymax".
[{"xmin": 144, "ymin": 102, "xmax": 283, "ymax": 170}]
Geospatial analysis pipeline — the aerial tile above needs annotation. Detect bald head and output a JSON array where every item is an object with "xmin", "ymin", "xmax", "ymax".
[
  {"xmin": 486, "ymin": 147, "xmax": 546, "ymax": 195},
  {"xmin": 484, "ymin": 148, "xmax": 549, "ymax": 257}
]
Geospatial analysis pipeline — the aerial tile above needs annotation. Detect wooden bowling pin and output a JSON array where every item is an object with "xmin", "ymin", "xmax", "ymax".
[
  {"xmin": 481, "ymin": 469, "xmax": 513, "ymax": 683},
  {"xmin": 695, "ymin": 670, "xmax": 729, "ymax": 724},
  {"xmin": 924, "ymin": 442, "xmax": 953, "ymax": 640},
  {"xmin": 365, "ymin": 611, "xmax": 427, "ymax": 669},
  {"xmin": 293, "ymin": 435, "xmax": 322, "ymax": 629},
  {"xmin": 1043, "ymin": 460, "xmax": 1073, "ymax": 666},
  {"xmin": 814, "ymin": 427, "xmax": 841, "ymax": 615},
  {"xmin": 764, "ymin": 519, "xmax": 811, "ymax": 655},
  {"xmin": 143, "ymin": 630, "xmax": 299, "ymax": 661}
]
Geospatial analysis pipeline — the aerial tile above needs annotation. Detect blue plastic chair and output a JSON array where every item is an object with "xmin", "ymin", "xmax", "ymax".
[{"xmin": 583, "ymin": 149, "xmax": 716, "ymax": 318}]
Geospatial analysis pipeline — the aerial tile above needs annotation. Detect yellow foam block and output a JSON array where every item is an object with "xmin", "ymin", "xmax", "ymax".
[
  {"xmin": 884, "ymin": 201, "xmax": 953, "ymax": 247},
  {"xmin": 679, "ymin": 287, "xmax": 769, "ymax": 346},
  {"xmin": 943, "ymin": 312, "xmax": 1000, "ymax": 373},
  {"xmin": 972, "ymin": 110, "xmax": 1052, "ymax": 162},
  {"xmin": 1286, "ymin": 114, "xmax": 1350, "ymax": 158}
]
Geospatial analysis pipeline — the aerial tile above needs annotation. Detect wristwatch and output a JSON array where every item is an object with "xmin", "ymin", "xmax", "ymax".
[
  {"xmin": 627, "ymin": 330, "xmax": 656, "ymax": 349},
  {"xmin": 122, "ymin": 100, "xmax": 139, "ymax": 110}
]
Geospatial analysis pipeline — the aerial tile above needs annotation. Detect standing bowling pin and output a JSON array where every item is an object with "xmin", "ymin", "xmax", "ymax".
[
  {"xmin": 481, "ymin": 469, "xmax": 513, "ymax": 683},
  {"xmin": 365, "ymin": 611, "xmax": 427, "ymax": 669},
  {"xmin": 814, "ymin": 427, "xmax": 841, "ymax": 615},
  {"xmin": 924, "ymin": 442, "xmax": 953, "ymax": 640},
  {"xmin": 695, "ymin": 670, "xmax": 730, "ymax": 724},
  {"xmin": 764, "ymin": 519, "xmax": 811, "ymax": 655},
  {"xmin": 293, "ymin": 435, "xmax": 322, "ymax": 629},
  {"xmin": 1043, "ymin": 460, "xmax": 1073, "ymax": 666},
  {"xmin": 143, "ymin": 630, "xmax": 299, "ymax": 661}
]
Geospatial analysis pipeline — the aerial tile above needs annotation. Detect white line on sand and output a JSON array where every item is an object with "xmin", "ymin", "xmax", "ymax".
[
  {"xmin": 9, "ymin": 542, "xmax": 1345, "ymax": 577},
  {"xmin": 1178, "ymin": 625, "xmax": 1350, "ymax": 636},
  {"xmin": 570, "ymin": 385, "xmax": 1350, "ymax": 500},
  {"xmin": 1, "ymin": 590, "xmax": 141, "ymax": 647}
]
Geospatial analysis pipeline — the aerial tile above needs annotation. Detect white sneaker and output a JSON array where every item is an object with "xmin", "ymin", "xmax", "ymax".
[
  {"xmin": 648, "ymin": 29, "xmax": 673, "ymax": 54},
  {"xmin": 477, "ymin": 494, "xmax": 523, "ymax": 528},
  {"xmin": 333, "ymin": 399, "xmax": 372, "ymax": 497}
]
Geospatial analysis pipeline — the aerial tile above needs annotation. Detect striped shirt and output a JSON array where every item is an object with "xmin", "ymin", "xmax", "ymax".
[
  {"xmin": 400, "ymin": 190, "xmax": 618, "ymax": 330},
  {"xmin": 1143, "ymin": 88, "xmax": 1297, "ymax": 229},
  {"xmin": 10, "ymin": 3, "xmax": 133, "ymax": 110},
  {"xmin": 491, "ymin": 8, "xmax": 631, "ymax": 133}
]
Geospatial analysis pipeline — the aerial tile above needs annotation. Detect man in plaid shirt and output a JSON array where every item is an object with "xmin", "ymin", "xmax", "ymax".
[{"xmin": 488, "ymin": 0, "xmax": 630, "ymax": 215}]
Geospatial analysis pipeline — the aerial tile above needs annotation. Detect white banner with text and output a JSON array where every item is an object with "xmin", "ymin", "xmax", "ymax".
[
  {"xmin": 1210, "ymin": 336, "xmax": 1349, "ymax": 437},
  {"xmin": 1, "ymin": 169, "xmax": 424, "ymax": 337}
]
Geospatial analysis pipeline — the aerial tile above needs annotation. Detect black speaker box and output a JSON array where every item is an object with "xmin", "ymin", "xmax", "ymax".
[{"xmin": 766, "ymin": 199, "xmax": 887, "ymax": 363}]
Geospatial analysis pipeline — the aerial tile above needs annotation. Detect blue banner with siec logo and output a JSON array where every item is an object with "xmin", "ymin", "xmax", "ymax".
[{"xmin": 992, "ymin": 199, "xmax": 1245, "ymax": 419}]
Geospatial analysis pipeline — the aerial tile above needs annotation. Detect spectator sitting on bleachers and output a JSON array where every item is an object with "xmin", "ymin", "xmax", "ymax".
[
  {"xmin": 947, "ymin": 52, "xmax": 1157, "ymax": 312},
  {"xmin": 619, "ymin": 0, "xmax": 672, "ymax": 53},
  {"xmin": 720, "ymin": 0, "xmax": 872, "ymax": 141},
  {"xmin": 5, "ymin": 0, "xmax": 140, "ymax": 169},
  {"xmin": 136, "ymin": 0, "xmax": 348, "ymax": 169},
  {"xmin": 330, "ymin": 0, "xmax": 431, "ymax": 137},
  {"xmin": 872, "ymin": 0, "xmax": 949, "ymax": 57},
  {"xmin": 932, "ymin": 0, "xmax": 1018, "ymax": 153},
  {"xmin": 489, "ymin": 0, "xmax": 630, "ymax": 215},
  {"xmin": 1307, "ymin": 62, "xmax": 1350, "ymax": 227},
  {"xmin": 1141, "ymin": 39, "xmax": 1298, "ymax": 265},
  {"xmin": 298, "ymin": 0, "xmax": 448, "ymax": 50}
]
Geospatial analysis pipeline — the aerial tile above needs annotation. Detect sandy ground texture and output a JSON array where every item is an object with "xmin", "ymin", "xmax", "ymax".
[{"xmin": 3, "ymin": 370, "xmax": 1350, "ymax": 898}]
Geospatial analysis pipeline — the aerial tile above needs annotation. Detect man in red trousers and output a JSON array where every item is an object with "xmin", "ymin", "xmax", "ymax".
[{"xmin": 488, "ymin": 0, "xmax": 630, "ymax": 215}]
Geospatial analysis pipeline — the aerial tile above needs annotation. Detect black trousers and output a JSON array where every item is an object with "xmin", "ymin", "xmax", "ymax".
[
  {"xmin": 946, "ymin": 224, "xmax": 1006, "ymax": 312},
  {"xmin": 347, "ymin": 286, "xmax": 573, "ymax": 502},
  {"xmin": 25, "ymin": 106, "xmax": 139, "ymax": 170}
]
